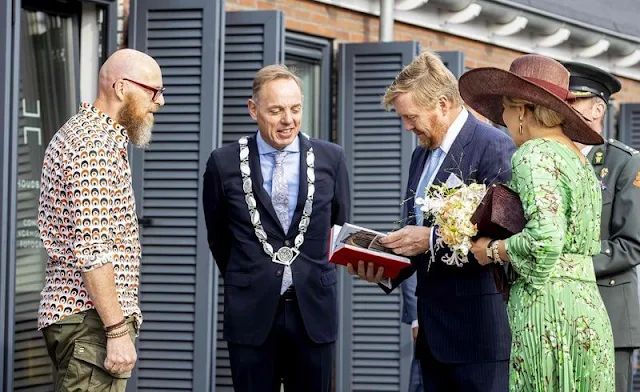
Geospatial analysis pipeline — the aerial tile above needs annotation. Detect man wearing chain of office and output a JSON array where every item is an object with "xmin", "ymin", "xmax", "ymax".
[{"xmin": 202, "ymin": 64, "xmax": 350, "ymax": 392}]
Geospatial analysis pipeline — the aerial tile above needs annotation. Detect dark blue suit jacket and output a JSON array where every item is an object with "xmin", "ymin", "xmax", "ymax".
[
  {"xmin": 202, "ymin": 134, "xmax": 350, "ymax": 346},
  {"xmin": 401, "ymin": 274, "xmax": 418, "ymax": 325},
  {"xmin": 384, "ymin": 114, "xmax": 515, "ymax": 364}
]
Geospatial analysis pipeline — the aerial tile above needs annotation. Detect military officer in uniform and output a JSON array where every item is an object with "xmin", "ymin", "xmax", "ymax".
[{"xmin": 564, "ymin": 61, "xmax": 640, "ymax": 392}]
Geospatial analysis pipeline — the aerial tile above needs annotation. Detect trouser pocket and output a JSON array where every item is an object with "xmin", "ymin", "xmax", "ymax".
[{"xmin": 60, "ymin": 340, "xmax": 130, "ymax": 392}]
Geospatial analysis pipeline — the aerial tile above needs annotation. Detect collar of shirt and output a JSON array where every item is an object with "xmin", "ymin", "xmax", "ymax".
[
  {"xmin": 438, "ymin": 108, "xmax": 469, "ymax": 154},
  {"xmin": 79, "ymin": 102, "xmax": 129, "ymax": 150},
  {"xmin": 256, "ymin": 131, "xmax": 300, "ymax": 156},
  {"xmin": 581, "ymin": 145, "xmax": 593, "ymax": 157}
]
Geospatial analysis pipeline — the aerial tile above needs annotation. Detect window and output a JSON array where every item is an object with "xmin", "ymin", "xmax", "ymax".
[
  {"xmin": 12, "ymin": 1, "xmax": 108, "ymax": 390},
  {"xmin": 284, "ymin": 32, "xmax": 332, "ymax": 141}
]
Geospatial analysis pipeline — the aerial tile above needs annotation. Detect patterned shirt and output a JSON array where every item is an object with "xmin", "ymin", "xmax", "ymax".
[{"xmin": 38, "ymin": 103, "xmax": 142, "ymax": 331}]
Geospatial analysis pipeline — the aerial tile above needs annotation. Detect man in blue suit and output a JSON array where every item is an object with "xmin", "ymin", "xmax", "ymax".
[
  {"xmin": 349, "ymin": 51, "xmax": 515, "ymax": 391},
  {"xmin": 401, "ymin": 276, "xmax": 424, "ymax": 392},
  {"xmin": 202, "ymin": 64, "xmax": 350, "ymax": 392}
]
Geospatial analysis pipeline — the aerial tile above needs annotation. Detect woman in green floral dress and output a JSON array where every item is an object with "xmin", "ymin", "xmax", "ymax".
[{"xmin": 460, "ymin": 54, "xmax": 615, "ymax": 391}]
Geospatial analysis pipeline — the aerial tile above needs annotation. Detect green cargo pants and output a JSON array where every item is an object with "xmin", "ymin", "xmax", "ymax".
[{"xmin": 42, "ymin": 309, "xmax": 137, "ymax": 392}]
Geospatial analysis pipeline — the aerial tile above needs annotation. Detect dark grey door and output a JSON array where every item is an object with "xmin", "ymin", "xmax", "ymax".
[
  {"xmin": 128, "ymin": 0, "xmax": 224, "ymax": 390},
  {"xmin": 214, "ymin": 10, "xmax": 285, "ymax": 391}
]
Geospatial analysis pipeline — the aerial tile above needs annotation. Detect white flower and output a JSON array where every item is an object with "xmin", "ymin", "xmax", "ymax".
[{"xmin": 418, "ymin": 181, "xmax": 488, "ymax": 266}]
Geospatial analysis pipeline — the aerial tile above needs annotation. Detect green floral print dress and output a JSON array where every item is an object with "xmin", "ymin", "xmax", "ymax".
[{"xmin": 505, "ymin": 138, "xmax": 615, "ymax": 392}]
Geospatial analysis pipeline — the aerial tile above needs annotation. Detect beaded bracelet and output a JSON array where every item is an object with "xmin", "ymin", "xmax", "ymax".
[
  {"xmin": 492, "ymin": 240, "xmax": 504, "ymax": 265},
  {"xmin": 105, "ymin": 325, "xmax": 130, "ymax": 339}
]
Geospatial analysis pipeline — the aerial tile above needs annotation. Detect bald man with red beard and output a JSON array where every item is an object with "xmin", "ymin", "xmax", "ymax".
[{"xmin": 38, "ymin": 49, "xmax": 164, "ymax": 391}]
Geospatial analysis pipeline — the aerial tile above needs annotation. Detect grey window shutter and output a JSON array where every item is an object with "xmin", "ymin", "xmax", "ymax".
[
  {"xmin": 437, "ymin": 51, "xmax": 465, "ymax": 79},
  {"xmin": 214, "ymin": 10, "xmax": 285, "ymax": 391},
  {"xmin": 222, "ymin": 11, "xmax": 284, "ymax": 145},
  {"xmin": 619, "ymin": 103, "xmax": 640, "ymax": 150},
  {"xmin": 336, "ymin": 41, "xmax": 420, "ymax": 392},
  {"xmin": 127, "ymin": 0, "xmax": 224, "ymax": 391}
]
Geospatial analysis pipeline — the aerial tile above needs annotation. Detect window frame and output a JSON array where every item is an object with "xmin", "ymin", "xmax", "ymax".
[{"xmin": 285, "ymin": 31, "xmax": 332, "ymax": 141}]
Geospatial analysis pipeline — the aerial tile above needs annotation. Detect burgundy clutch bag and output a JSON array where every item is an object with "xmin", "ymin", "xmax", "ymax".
[
  {"xmin": 470, "ymin": 184, "xmax": 526, "ymax": 240},
  {"xmin": 470, "ymin": 184, "xmax": 526, "ymax": 302}
]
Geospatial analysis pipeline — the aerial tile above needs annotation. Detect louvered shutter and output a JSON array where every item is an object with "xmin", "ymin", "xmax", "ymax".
[
  {"xmin": 221, "ymin": 11, "xmax": 284, "ymax": 145},
  {"xmin": 619, "ymin": 103, "xmax": 640, "ymax": 150},
  {"xmin": 438, "ymin": 51, "xmax": 465, "ymax": 79},
  {"xmin": 214, "ymin": 10, "xmax": 285, "ymax": 391},
  {"xmin": 128, "ymin": 0, "xmax": 224, "ymax": 391},
  {"xmin": 336, "ymin": 41, "xmax": 420, "ymax": 392}
]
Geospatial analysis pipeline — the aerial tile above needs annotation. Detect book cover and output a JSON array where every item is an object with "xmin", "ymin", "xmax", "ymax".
[{"xmin": 328, "ymin": 223, "xmax": 411, "ymax": 279}]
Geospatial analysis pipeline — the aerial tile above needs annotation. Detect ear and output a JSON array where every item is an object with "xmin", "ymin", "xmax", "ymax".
[
  {"xmin": 113, "ymin": 80, "xmax": 126, "ymax": 101},
  {"xmin": 437, "ymin": 95, "xmax": 450, "ymax": 117},
  {"xmin": 591, "ymin": 99, "xmax": 606, "ymax": 121},
  {"xmin": 518, "ymin": 104, "xmax": 527, "ymax": 119},
  {"xmin": 248, "ymin": 98, "xmax": 258, "ymax": 121}
]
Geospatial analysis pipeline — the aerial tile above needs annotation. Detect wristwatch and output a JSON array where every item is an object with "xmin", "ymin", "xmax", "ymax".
[{"xmin": 486, "ymin": 240, "xmax": 496, "ymax": 261}]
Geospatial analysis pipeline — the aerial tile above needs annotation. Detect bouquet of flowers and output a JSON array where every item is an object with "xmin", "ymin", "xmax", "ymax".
[{"xmin": 414, "ymin": 174, "xmax": 487, "ymax": 267}]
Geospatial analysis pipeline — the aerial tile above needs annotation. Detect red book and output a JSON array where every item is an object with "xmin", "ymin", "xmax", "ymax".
[{"xmin": 328, "ymin": 223, "xmax": 412, "ymax": 279}]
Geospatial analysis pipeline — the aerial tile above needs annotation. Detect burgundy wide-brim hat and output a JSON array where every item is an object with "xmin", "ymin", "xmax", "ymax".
[{"xmin": 459, "ymin": 54, "xmax": 603, "ymax": 145}]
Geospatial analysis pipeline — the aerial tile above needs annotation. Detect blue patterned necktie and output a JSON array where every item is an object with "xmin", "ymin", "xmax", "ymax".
[
  {"xmin": 415, "ymin": 148, "xmax": 444, "ymax": 226},
  {"xmin": 271, "ymin": 151, "xmax": 293, "ymax": 294}
]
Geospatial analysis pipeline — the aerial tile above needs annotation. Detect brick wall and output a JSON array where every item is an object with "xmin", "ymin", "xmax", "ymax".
[{"xmin": 225, "ymin": 0, "xmax": 640, "ymax": 104}]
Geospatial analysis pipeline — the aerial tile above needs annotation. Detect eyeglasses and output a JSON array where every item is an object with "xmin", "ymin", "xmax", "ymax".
[{"xmin": 113, "ymin": 78, "xmax": 166, "ymax": 101}]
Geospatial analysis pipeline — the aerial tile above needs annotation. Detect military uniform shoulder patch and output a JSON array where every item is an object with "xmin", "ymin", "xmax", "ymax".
[
  {"xmin": 608, "ymin": 138, "xmax": 638, "ymax": 155},
  {"xmin": 634, "ymin": 171, "xmax": 640, "ymax": 188}
]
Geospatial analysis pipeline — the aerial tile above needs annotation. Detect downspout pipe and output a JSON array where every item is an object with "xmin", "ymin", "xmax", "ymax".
[{"xmin": 379, "ymin": 0, "xmax": 394, "ymax": 42}]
